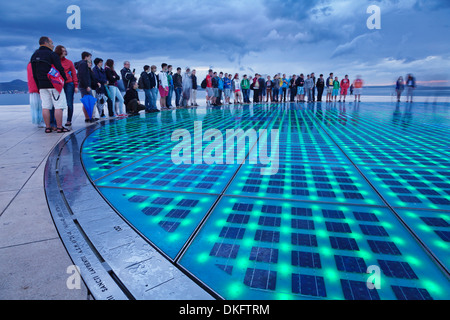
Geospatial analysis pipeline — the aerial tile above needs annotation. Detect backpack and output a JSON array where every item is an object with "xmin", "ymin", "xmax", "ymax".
[
  {"xmin": 201, "ymin": 78, "xmax": 207, "ymax": 89},
  {"xmin": 138, "ymin": 74, "xmax": 145, "ymax": 90}
]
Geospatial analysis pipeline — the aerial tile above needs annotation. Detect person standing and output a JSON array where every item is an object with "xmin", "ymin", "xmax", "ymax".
[
  {"xmin": 241, "ymin": 74, "xmax": 250, "ymax": 103},
  {"xmin": 333, "ymin": 76, "xmax": 340, "ymax": 102},
  {"xmin": 310, "ymin": 73, "xmax": 316, "ymax": 102},
  {"xmin": 265, "ymin": 76, "xmax": 273, "ymax": 102},
  {"xmin": 30, "ymin": 36, "xmax": 69, "ymax": 133},
  {"xmin": 190, "ymin": 69, "xmax": 198, "ymax": 106},
  {"xmin": 181, "ymin": 67, "xmax": 192, "ymax": 107},
  {"xmin": 75, "ymin": 51, "xmax": 99, "ymax": 121},
  {"xmin": 296, "ymin": 74, "xmax": 305, "ymax": 102},
  {"xmin": 305, "ymin": 74, "xmax": 313, "ymax": 103},
  {"xmin": 173, "ymin": 67, "xmax": 183, "ymax": 107},
  {"xmin": 258, "ymin": 74, "xmax": 265, "ymax": 103},
  {"xmin": 206, "ymin": 69, "xmax": 215, "ymax": 106},
  {"xmin": 141, "ymin": 65, "xmax": 151, "ymax": 112},
  {"xmin": 353, "ymin": 75, "xmax": 364, "ymax": 102},
  {"xmin": 316, "ymin": 74, "xmax": 325, "ymax": 102},
  {"xmin": 233, "ymin": 73, "xmax": 242, "ymax": 104},
  {"xmin": 105, "ymin": 59, "xmax": 125, "ymax": 117},
  {"xmin": 92, "ymin": 58, "xmax": 109, "ymax": 120},
  {"xmin": 281, "ymin": 74, "xmax": 288, "ymax": 102},
  {"xmin": 405, "ymin": 74, "xmax": 416, "ymax": 103},
  {"xmin": 158, "ymin": 63, "xmax": 170, "ymax": 109},
  {"xmin": 148, "ymin": 65, "xmax": 159, "ymax": 112},
  {"xmin": 55, "ymin": 45, "xmax": 78, "ymax": 128},
  {"xmin": 289, "ymin": 75, "xmax": 297, "ymax": 102},
  {"xmin": 26, "ymin": 62, "xmax": 44, "ymax": 128},
  {"xmin": 120, "ymin": 61, "xmax": 136, "ymax": 92},
  {"xmin": 167, "ymin": 65, "xmax": 174, "ymax": 108},
  {"xmin": 223, "ymin": 73, "xmax": 232, "ymax": 104},
  {"xmin": 396, "ymin": 76, "xmax": 405, "ymax": 102},
  {"xmin": 272, "ymin": 75, "xmax": 280, "ymax": 102},
  {"xmin": 326, "ymin": 73, "xmax": 334, "ymax": 102},
  {"xmin": 339, "ymin": 75, "xmax": 350, "ymax": 102}
]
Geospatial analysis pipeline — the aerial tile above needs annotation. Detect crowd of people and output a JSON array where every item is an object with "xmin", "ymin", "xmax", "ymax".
[
  {"xmin": 27, "ymin": 36, "xmax": 417, "ymax": 133},
  {"xmin": 201, "ymin": 71, "xmax": 367, "ymax": 106}
]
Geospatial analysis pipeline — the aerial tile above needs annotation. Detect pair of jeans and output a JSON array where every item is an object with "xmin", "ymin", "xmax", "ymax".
[
  {"xmin": 144, "ymin": 89, "xmax": 151, "ymax": 111},
  {"xmin": 64, "ymin": 82, "xmax": 75, "ymax": 123},
  {"xmin": 242, "ymin": 89, "xmax": 250, "ymax": 103},
  {"xmin": 167, "ymin": 85, "xmax": 174, "ymax": 107},
  {"xmin": 108, "ymin": 85, "xmax": 124, "ymax": 115},
  {"xmin": 307, "ymin": 88, "xmax": 313, "ymax": 101},
  {"xmin": 150, "ymin": 88, "xmax": 158, "ymax": 110},
  {"xmin": 272, "ymin": 87, "xmax": 279, "ymax": 101},
  {"xmin": 317, "ymin": 87, "xmax": 324, "ymax": 101},
  {"xmin": 175, "ymin": 87, "xmax": 182, "ymax": 107}
]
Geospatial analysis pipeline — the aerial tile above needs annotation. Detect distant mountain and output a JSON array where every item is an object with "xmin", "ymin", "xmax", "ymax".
[{"xmin": 0, "ymin": 79, "xmax": 28, "ymax": 92}]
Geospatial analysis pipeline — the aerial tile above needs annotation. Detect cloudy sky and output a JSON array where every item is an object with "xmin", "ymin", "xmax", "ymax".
[{"xmin": 0, "ymin": 0, "xmax": 449, "ymax": 86}]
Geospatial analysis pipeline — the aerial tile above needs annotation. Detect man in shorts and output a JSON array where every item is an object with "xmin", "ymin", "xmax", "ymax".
[
  {"xmin": 326, "ymin": 73, "xmax": 334, "ymax": 102},
  {"xmin": 30, "ymin": 36, "xmax": 69, "ymax": 133}
]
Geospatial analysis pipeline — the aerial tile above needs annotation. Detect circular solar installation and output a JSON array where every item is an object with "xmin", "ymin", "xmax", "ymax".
[{"xmin": 47, "ymin": 102, "xmax": 450, "ymax": 300}]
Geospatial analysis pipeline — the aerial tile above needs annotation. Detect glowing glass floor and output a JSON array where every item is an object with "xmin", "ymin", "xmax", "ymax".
[{"xmin": 80, "ymin": 102, "xmax": 450, "ymax": 300}]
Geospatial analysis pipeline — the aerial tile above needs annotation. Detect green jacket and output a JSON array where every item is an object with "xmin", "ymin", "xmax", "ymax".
[
  {"xmin": 241, "ymin": 78, "xmax": 250, "ymax": 90},
  {"xmin": 333, "ymin": 80, "xmax": 340, "ymax": 89}
]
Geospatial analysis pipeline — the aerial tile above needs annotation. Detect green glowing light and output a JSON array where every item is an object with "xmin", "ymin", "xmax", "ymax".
[
  {"xmin": 405, "ymin": 255, "xmax": 421, "ymax": 267},
  {"xmin": 324, "ymin": 268, "xmax": 339, "ymax": 282},
  {"xmin": 228, "ymin": 282, "xmax": 244, "ymax": 299},
  {"xmin": 197, "ymin": 252, "xmax": 209, "ymax": 264},
  {"xmin": 422, "ymin": 280, "xmax": 443, "ymax": 296},
  {"xmin": 215, "ymin": 219, "xmax": 227, "ymax": 227}
]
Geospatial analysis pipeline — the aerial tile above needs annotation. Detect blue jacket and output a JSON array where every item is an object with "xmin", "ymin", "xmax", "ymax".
[{"xmin": 93, "ymin": 65, "xmax": 108, "ymax": 93}]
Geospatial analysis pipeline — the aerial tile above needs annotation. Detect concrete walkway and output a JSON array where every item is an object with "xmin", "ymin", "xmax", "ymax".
[{"xmin": 0, "ymin": 103, "xmax": 88, "ymax": 300}]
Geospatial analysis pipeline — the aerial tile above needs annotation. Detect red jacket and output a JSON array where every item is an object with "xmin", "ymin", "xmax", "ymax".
[
  {"xmin": 61, "ymin": 57, "xmax": 79, "ymax": 88},
  {"xmin": 27, "ymin": 63, "xmax": 39, "ymax": 93}
]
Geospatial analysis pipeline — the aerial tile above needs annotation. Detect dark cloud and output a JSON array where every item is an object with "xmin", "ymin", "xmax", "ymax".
[{"xmin": 0, "ymin": 0, "xmax": 449, "ymax": 85}]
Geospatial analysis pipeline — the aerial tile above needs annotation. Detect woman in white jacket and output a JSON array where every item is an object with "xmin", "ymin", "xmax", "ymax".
[{"xmin": 181, "ymin": 67, "xmax": 192, "ymax": 107}]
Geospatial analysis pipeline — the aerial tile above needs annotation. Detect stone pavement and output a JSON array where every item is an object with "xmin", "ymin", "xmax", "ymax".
[{"xmin": 0, "ymin": 103, "xmax": 89, "ymax": 300}]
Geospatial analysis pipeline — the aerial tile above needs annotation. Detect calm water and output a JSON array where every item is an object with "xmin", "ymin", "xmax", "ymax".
[{"xmin": 1, "ymin": 87, "xmax": 450, "ymax": 106}]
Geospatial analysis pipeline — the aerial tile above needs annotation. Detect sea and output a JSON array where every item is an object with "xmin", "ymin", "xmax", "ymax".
[{"xmin": 1, "ymin": 87, "xmax": 450, "ymax": 106}]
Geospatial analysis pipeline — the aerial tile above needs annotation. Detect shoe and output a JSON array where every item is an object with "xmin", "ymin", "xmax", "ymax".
[{"xmin": 57, "ymin": 127, "xmax": 71, "ymax": 133}]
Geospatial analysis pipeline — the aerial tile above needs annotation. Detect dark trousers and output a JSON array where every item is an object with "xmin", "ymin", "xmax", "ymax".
[
  {"xmin": 253, "ymin": 89, "xmax": 260, "ymax": 103},
  {"xmin": 312, "ymin": 87, "xmax": 316, "ymax": 101},
  {"xmin": 175, "ymin": 87, "xmax": 182, "ymax": 106},
  {"xmin": 64, "ymin": 82, "xmax": 75, "ymax": 122},
  {"xmin": 242, "ymin": 89, "xmax": 250, "ymax": 103},
  {"xmin": 317, "ymin": 87, "xmax": 324, "ymax": 102},
  {"xmin": 290, "ymin": 87, "xmax": 296, "ymax": 102},
  {"xmin": 126, "ymin": 99, "xmax": 145, "ymax": 114},
  {"xmin": 281, "ymin": 87, "xmax": 287, "ymax": 102}
]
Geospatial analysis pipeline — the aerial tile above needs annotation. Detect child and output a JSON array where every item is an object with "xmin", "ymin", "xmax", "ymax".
[{"xmin": 333, "ymin": 76, "xmax": 340, "ymax": 102}]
